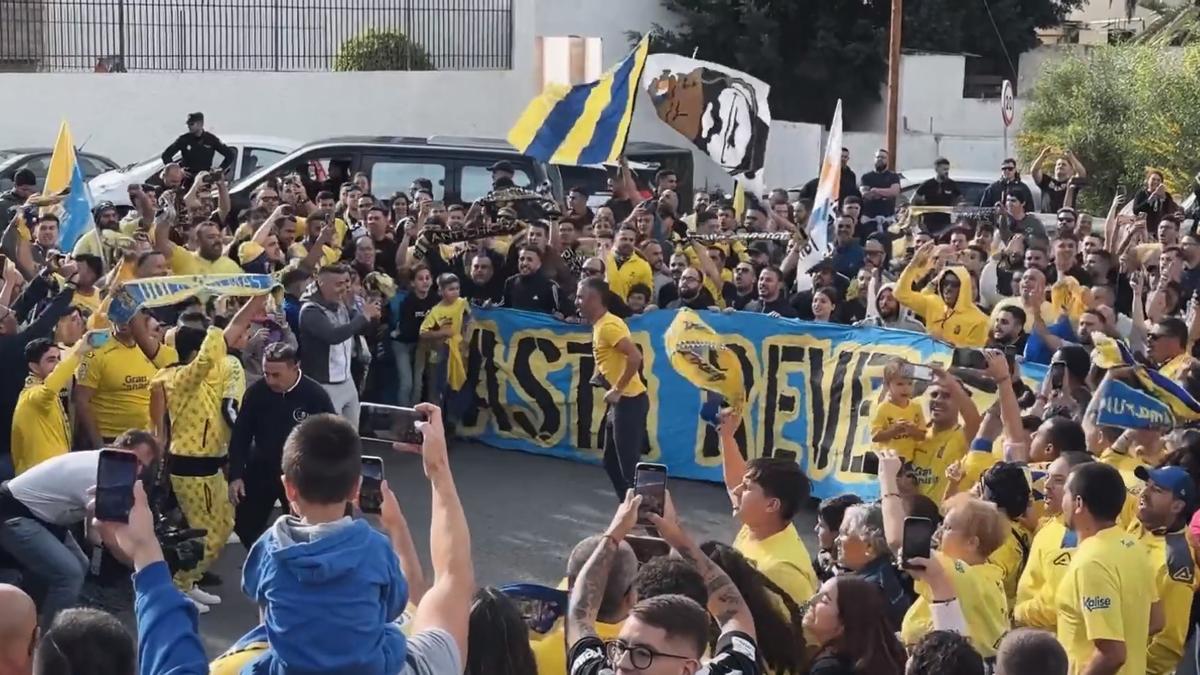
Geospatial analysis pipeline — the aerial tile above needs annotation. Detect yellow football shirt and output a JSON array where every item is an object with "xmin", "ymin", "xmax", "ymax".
[
  {"xmin": 604, "ymin": 251, "xmax": 654, "ymax": 303},
  {"xmin": 169, "ymin": 245, "xmax": 242, "ymax": 275},
  {"xmin": 11, "ymin": 346, "xmax": 81, "ymax": 474},
  {"xmin": 901, "ymin": 552, "xmax": 1009, "ymax": 658},
  {"xmin": 77, "ymin": 339, "xmax": 178, "ymax": 439},
  {"xmin": 1098, "ymin": 449, "xmax": 1145, "ymax": 530},
  {"xmin": 988, "ymin": 520, "xmax": 1033, "ymax": 603},
  {"xmin": 71, "ymin": 288, "xmax": 101, "ymax": 314},
  {"xmin": 1056, "ymin": 526, "xmax": 1157, "ymax": 675},
  {"xmin": 1014, "ymin": 516, "xmax": 1075, "ymax": 630},
  {"xmin": 960, "ymin": 449, "xmax": 998, "ymax": 495},
  {"xmin": 871, "ymin": 399, "xmax": 926, "ymax": 460},
  {"xmin": 912, "ymin": 423, "xmax": 968, "ymax": 501},
  {"xmin": 591, "ymin": 312, "xmax": 646, "ymax": 397},
  {"xmin": 733, "ymin": 524, "xmax": 818, "ymax": 611},
  {"xmin": 1129, "ymin": 523, "xmax": 1196, "ymax": 675}
]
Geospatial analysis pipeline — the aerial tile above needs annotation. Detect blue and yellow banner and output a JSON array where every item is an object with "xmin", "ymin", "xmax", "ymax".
[
  {"xmin": 507, "ymin": 37, "xmax": 649, "ymax": 166},
  {"xmin": 108, "ymin": 274, "xmax": 279, "ymax": 325},
  {"xmin": 460, "ymin": 308, "xmax": 1047, "ymax": 499},
  {"xmin": 1095, "ymin": 379, "xmax": 1174, "ymax": 429}
]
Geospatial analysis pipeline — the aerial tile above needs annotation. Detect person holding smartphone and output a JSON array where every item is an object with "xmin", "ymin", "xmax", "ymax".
[
  {"xmin": 575, "ymin": 277, "xmax": 648, "ymax": 500},
  {"xmin": 0, "ymin": 430, "xmax": 161, "ymax": 627}
]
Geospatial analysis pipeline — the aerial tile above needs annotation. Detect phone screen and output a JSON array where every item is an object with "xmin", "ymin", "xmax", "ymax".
[
  {"xmin": 1050, "ymin": 363, "xmax": 1065, "ymax": 390},
  {"xmin": 951, "ymin": 347, "xmax": 988, "ymax": 370},
  {"xmin": 907, "ymin": 365, "xmax": 934, "ymax": 382},
  {"xmin": 634, "ymin": 463, "xmax": 667, "ymax": 525},
  {"xmin": 95, "ymin": 450, "xmax": 139, "ymax": 523},
  {"xmin": 860, "ymin": 452, "xmax": 880, "ymax": 475},
  {"xmin": 360, "ymin": 456, "xmax": 384, "ymax": 515},
  {"xmin": 359, "ymin": 403, "xmax": 426, "ymax": 445},
  {"xmin": 902, "ymin": 517, "xmax": 937, "ymax": 569}
]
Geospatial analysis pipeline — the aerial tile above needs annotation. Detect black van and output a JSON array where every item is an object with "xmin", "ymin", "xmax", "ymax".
[{"xmin": 226, "ymin": 135, "xmax": 561, "ymax": 220}]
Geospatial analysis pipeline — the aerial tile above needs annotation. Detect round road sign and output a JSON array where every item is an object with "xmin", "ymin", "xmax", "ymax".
[{"xmin": 1001, "ymin": 79, "xmax": 1015, "ymax": 128}]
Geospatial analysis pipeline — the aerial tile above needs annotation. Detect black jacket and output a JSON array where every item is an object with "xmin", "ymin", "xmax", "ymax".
[
  {"xmin": 161, "ymin": 131, "xmax": 235, "ymax": 176},
  {"xmin": 502, "ymin": 272, "xmax": 564, "ymax": 315},
  {"xmin": 979, "ymin": 178, "xmax": 1034, "ymax": 211},
  {"xmin": 227, "ymin": 375, "xmax": 335, "ymax": 480},
  {"xmin": 0, "ymin": 285, "xmax": 74, "ymax": 459}
]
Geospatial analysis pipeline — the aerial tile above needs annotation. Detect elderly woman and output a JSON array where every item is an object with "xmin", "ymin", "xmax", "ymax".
[{"xmin": 835, "ymin": 503, "xmax": 913, "ymax": 631}]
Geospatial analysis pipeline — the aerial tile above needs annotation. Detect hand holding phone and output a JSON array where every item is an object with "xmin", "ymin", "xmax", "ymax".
[
  {"xmin": 359, "ymin": 403, "xmax": 426, "ymax": 445},
  {"xmin": 359, "ymin": 456, "xmax": 384, "ymax": 515},
  {"xmin": 95, "ymin": 449, "xmax": 139, "ymax": 523},
  {"xmin": 901, "ymin": 516, "xmax": 936, "ymax": 570},
  {"xmin": 634, "ymin": 463, "xmax": 667, "ymax": 526}
]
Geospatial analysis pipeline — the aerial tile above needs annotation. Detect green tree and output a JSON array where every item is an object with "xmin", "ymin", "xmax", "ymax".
[
  {"xmin": 334, "ymin": 30, "xmax": 435, "ymax": 72},
  {"xmin": 1018, "ymin": 45, "xmax": 1200, "ymax": 213},
  {"xmin": 642, "ymin": 0, "xmax": 1082, "ymax": 124}
]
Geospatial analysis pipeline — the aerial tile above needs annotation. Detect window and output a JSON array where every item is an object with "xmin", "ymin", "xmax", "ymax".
[
  {"xmin": 212, "ymin": 147, "xmax": 239, "ymax": 172},
  {"xmin": 77, "ymin": 155, "xmax": 114, "ymax": 180},
  {"xmin": 240, "ymin": 147, "xmax": 287, "ymax": 180},
  {"xmin": 460, "ymin": 163, "xmax": 533, "ymax": 203},
  {"xmin": 370, "ymin": 160, "xmax": 445, "ymax": 200}
]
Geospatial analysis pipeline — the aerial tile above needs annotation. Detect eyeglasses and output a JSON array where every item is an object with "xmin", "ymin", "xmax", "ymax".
[
  {"xmin": 604, "ymin": 640, "xmax": 695, "ymax": 670},
  {"xmin": 1001, "ymin": 166, "xmax": 1015, "ymax": 171},
  {"xmin": 583, "ymin": 267, "xmax": 604, "ymax": 276},
  {"xmin": 1148, "ymin": 332, "xmax": 1168, "ymax": 342}
]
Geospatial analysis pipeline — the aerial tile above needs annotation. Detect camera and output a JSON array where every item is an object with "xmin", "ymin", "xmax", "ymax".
[{"xmin": 155, "ymin": 515, "xmax": 207, "ymax": 574}]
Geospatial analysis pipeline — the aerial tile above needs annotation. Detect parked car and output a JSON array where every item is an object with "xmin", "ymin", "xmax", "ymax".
[
  {"xmin": 0, "ymin": 147, "xmax": 118, "ymax": 192},
  {"xmin": 89, "ymin": 134, "xmax": 301, "ymax": 208},
  {"xmin": 895, "ymin": 169, "xmax": 1043, "ymax": 211},
  {"xmin": 226, "ymin": 135, "xmax": 564, "ymax": 224}
]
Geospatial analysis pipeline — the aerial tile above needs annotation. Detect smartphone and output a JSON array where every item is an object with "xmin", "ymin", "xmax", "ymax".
[
  {"xmin": 360, "ymin": 455, "xmax": 384, "ymax": 515},
  {"xmin": 951, "ymin": 347, "xmax": 988, "ymax": 370},
  {"xmin": 95, "ymin": 449, "xmax": 139, "ymax": 523},
  {"xmin": 906, "ymin": 364, "xmax": 935, "ymax": 382},
  {"xmin": 773, "ymin": 449, "xmax": 798, "ymax": 462},
  {"xmin": 901, "ymin": 516, "xmax": 937, "ymax": 570},
  {"xmin": 1050, "ymin": 363, "xmax": 1065, "ymax": 390},
  {"xmin": 359, "ymin": 403, "xmax": 426, "ymax": 445},
  {"xmin": 860, "ymin": 452, "xmax": 880, "ymax": 475},
  {"xmin": 634, "ymin": 462, "xmax": 667, "ymax": 525},
  {"xmin": 86, "ymin": 331, "xmax": 111, "ymax": 349}
]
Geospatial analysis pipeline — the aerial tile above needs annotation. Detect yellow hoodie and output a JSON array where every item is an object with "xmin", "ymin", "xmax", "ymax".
[{"xmin": 896, "ymin": 264, "xmax": 988, "ymax": 347}]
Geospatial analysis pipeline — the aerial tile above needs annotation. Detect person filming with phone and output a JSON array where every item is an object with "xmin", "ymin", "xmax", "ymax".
[{"xmin": 0, "ymin": 430, "xmax": 162, "ymax": 627}]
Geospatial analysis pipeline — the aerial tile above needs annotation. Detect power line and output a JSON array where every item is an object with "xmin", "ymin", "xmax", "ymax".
[{"xmin": 980, "ymin": 0, "xmax": 1020, "ymax": 80}]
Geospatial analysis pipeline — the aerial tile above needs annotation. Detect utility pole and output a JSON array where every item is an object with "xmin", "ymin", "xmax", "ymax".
[{"xmin": 885, "ymin": 0, "xmax": 903, "ymax": 164}]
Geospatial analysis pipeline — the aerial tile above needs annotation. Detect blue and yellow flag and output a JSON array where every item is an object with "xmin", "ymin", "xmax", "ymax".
[
  {"xmin": 45, "ymin": 120, "xmax": 75, "ymax": 195},
  {"xmin": 1091, "ymin": 332, "xmax": 1200, "ymax": 422},
  {"xmin": 508, "ymin": 37, "xmax": 650, "ymax": 165}
]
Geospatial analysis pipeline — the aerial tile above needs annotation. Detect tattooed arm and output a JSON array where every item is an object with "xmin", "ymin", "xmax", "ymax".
[
  {"xmin": 566, "ymin": 490, "xmax": 642, "ymax": 646},
  {"xmin": 649, "ymin": 492, "xmax": 756, "ymax": 639}
]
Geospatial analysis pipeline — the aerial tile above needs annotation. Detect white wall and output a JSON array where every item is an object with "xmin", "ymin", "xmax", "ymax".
[{"xmin": 534, "ymin": 0, "xmax": 681, "ymax": 63}]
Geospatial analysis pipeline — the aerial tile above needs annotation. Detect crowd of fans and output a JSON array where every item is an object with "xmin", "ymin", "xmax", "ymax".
[{"xmin": 2, "ymin": 112, "xmax": 1200, "ymax": 675}]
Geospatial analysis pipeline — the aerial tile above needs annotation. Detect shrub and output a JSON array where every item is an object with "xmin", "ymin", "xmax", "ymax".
[{"xmin": 334, "ymin": 30, "xmax": 435, "ymax": 72}]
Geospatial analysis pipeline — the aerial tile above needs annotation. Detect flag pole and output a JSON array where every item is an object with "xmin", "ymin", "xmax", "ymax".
[{"xmin": 885, "ymin": 0, "xmax": 903, "ymax": 164}]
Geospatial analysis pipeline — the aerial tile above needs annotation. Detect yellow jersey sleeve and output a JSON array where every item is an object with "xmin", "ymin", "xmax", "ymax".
[
  {"xmin": 169, "ymin": 245, "xmax": 199, "ymax": 275},
  {"xmin": 222, "ymin": 356, "xmax": 246, "ymax": 402}
]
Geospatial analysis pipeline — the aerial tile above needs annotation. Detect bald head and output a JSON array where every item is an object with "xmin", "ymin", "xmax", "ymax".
[
  {"xmin": 0, "ymin": 584, "xmax": 36, "ymax": 675},
  {"xmin": 567, "ymin": 535, "xmax": 638, "ymax": 624}
]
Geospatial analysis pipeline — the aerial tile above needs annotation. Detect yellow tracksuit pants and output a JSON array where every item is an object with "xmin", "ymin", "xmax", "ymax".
[{"xmin": 169, "ymin": 472, "xmax": 235, "ymax": 589}]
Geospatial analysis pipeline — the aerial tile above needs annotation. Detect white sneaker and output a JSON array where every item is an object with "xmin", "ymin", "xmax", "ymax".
[
  {"xmin": 189, "ymin": 597, "xmax": 211, "ymax": 614},
  {"xmin": 186, "ymin": 585, "xmax": 222, "ymax": 606}
]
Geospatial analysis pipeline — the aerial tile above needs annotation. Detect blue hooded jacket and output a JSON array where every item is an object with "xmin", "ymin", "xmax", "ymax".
[{"xmin": 240, "ymin": 515, "xmax": 408, "ymax": 675}]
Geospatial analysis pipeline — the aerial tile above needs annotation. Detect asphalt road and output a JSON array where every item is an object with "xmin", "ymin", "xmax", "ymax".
[{"xmin": 194, "ymin": 441, "xmax": 820, "ymax": 657}]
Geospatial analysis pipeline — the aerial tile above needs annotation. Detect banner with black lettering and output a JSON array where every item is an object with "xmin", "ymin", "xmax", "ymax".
[{"xmin": 459, "ymin": 308, "xmax": 1049, "ymax": 499}]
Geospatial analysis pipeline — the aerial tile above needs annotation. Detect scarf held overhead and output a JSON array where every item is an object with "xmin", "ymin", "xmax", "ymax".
[{"xmin": 108, "ymin": 274, "xmax": 279, "ymax": 325}]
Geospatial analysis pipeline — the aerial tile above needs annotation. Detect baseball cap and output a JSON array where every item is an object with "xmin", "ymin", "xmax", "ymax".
[
  {"xmin": 186, "ymin": 112, "xmax": 204, "ymax": 125},
  {"xmin": 488, "ymin": 160, "xmax": 515, "ymax": 173},
  {"xmin": 1135, "ymin": 465, "xmax": 1196, "ymax": 505}
]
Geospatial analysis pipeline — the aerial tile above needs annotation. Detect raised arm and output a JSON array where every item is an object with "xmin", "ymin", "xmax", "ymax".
[
  {"xmin": 649, "ymin": 493, "xmax": 756, "ymax": 639},
  {"xmin": 379, "ymin": 481, "xmax": 428, "ymax": 606},
  {"xmin": 1065, "ymin": 149, "xmax": 1087, "ymax": 180},
  {"xmin": 406, "ymin": 403, "xmax": 473, "ymax": 666},
  {"xmin": 1103, "ymin": 194, "xmax": 1122, "ymax": 253},
  {"xmin": 894, "ymin": 242, "xmax": 936, "ymax": 317},
  {"xmin": 983, "ymin": 350, "xmax": 1028, "ymax": 462},
  {"xmin": 717, "ymin": 410, "xmax": 748, "ymax": 506},
  {"xmin": 1028, "ymin": 147, "xmax": 1050, "ymax": 183},
  {"xmin": 567, "ymin": 491, "xmax": 640, "ymax": 645},
  {"xmin": 877, "ymin": 450, "xmax": 908, "ymax": 554},
  {"xmin": 152, "ymin": 203, "xmax": 178, "ymax": 258}
]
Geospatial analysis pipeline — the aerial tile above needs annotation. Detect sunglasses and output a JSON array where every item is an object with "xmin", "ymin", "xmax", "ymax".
[{"xmin": 1001, "ymin": 166, "xmax": 1015, "ymax": 171}]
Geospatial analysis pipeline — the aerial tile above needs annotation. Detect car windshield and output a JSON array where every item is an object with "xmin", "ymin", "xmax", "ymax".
[
  {"xmin": 117, "ymin": 152, "xmax": 168, "ymax": 172},
  {"xmin": 0, "ymin": 150, "xmax": 19, "ymax": 163}
]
